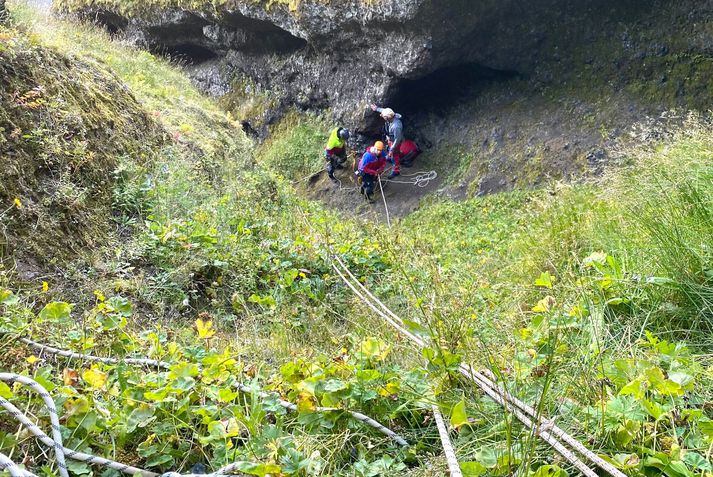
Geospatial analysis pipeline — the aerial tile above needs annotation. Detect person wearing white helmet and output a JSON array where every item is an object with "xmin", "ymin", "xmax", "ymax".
[{"xmin": 370, "ymin": 103, "xmax": 404, "ymax": 178}]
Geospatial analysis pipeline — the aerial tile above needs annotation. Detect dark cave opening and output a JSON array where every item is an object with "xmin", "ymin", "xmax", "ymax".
[
  {"xmin": 357, "ymin": 62, "xmax": 520, "ymax": 141},
  {"xmin": 156, "ymin": 44, "xmax": 219, "ymax": 65},
  {"xmin": 388, "ymin": 62, "xmax": 520, "ymax": 116}
]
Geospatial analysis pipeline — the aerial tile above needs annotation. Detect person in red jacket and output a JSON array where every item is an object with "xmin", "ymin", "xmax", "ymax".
[
  {"xmin": 357, "ymin": 141, "xmax": 387, "ymax": 202},
  {"xmin": 397, "ymin": 139, "xmax": 422, "ymax": 167}
]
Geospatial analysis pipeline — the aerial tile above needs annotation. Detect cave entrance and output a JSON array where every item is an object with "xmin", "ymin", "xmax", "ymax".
[
  {"xmin": 155, "ymin": 44, "xmax": 219, "ymax": 65},
  {"xmin": 387, "ymin": 62, "xmax": 519, "ymax": 116}
]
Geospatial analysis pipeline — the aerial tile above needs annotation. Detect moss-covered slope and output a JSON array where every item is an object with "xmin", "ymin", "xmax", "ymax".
[{"xmin": 0, "ymin": 27, "xmax": 166, "ymax": 274}]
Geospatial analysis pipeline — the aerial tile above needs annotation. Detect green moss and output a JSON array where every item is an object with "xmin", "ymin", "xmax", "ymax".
[{"xmin": 0, "ymin": 25, "xmax": 166, "ymax": 269}]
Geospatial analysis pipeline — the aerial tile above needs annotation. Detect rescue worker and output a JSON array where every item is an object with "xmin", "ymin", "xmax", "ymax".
[
  {"xmin": 324, "ymin": 126, "xmax": 350, "ymax": 181},
  {"xmin": 370, "ymin": 104, "xmax": 403, "ymax": 178},
  {"xmin": 397, "ymin": 138, "xmax": 422, "ymax": 168},
  {"xmin": 357, "ymin": 141, "xmax": 387, "ymax": 202}
]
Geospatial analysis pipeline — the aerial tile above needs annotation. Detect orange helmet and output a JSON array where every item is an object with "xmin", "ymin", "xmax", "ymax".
[{"xmin": 374, "ymin": 141, "xmax": 385, "ymax": 152}]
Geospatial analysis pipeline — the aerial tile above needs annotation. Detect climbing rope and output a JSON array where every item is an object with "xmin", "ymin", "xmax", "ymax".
[
  {"xmin": 377, "ymin": 175, "xmax": 392, "ymax": 227},
  {"xmin": 0, "ymin": 451, "xmax": 37, "ymax": 477},
  {"xmin": 329, "ymin": 256, "xmax": 626, "ymax": 477},
  {"xmin": 431, "ymin": 405, "xmax": 463, "ymax": 477},
  {"xmin": 383, "ymin": 170, "xmax": 438, "ymax": 188}
]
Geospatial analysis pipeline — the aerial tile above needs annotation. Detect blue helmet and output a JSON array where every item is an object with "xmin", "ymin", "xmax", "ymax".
[{"xmin": 338, "ymin": 128, "xmax": 350, "ymax": 141}]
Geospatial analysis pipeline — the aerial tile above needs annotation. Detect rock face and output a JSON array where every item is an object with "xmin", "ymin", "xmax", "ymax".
[
  {"xmin": 64, "ymin": 0, "xmax": 713, "ymax": 196},
  {"xmin": 60, "ymin": 0, "xmax": 596, "ymax": 131}
]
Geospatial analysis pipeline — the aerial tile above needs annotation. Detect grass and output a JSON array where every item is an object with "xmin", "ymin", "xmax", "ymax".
[{"xmin": 4, "ymin": 1, "xmax": 713, "ymax": 475}]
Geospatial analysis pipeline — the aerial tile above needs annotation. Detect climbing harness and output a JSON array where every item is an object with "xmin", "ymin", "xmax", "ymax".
[{"xmin": 0, "ymin": 337, "xmax": 409, "ymax": 477}]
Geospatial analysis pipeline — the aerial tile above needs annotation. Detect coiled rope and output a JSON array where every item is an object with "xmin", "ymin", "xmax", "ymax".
[
  {"xmin": 330, "ymin": 256, "xmax": 626, "ymax": 477},
  {"xmin": 383, "ymin": 170, "xmax": 438, "ymax": 188}
]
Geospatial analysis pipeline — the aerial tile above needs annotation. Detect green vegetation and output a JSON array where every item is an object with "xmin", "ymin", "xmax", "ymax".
[{"xmin": 3, "ymin": 2, "xmax": 713, "ymax": 477}]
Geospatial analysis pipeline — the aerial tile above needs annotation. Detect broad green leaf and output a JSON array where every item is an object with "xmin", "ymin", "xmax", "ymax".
[
  {"xmin": 0, "ymin": 289, "xmax": 18, "ymax": 306},
  {"xmin": 683, "ymin": 452, "xmax": 712, "ymax": 472},
  {"xmin": 664, "ymin": 461, "xmax": 693, "ymax": 477},
  {"xmin": 66, "ymin": 460, "xmax": 91, "ymax": 475},
  {"xmin": 450, "ymin": 399, "xmax": 468, "ymax": 429},
  {"xmin": 359, "ymin": 338, "xmax": 390, "ymax": 362},
  {"xmin": 619, "ymin": 377, "xmax": 645, "ymax": 400},
  {"xmin": 126, "ymin": 404, "xmax": 155, "ymax": 433},
  {"xmin": 218, "ymin": 388, "xmax": 239, "ymax": 403},
  {"xmin": 533, "ymin": 465, "xmax": 569, "ymax": 477},
  {"xmin": 106, "ymin": 296, "xmax": 133, "ymax": 317},
  {"xmin": 168, "ymin": 362, "xmax": 200, "ymax": 380},
  {"xmin": 0, "ymin": 382, "xmax": 12, "ymax": 399},
  {"xmin": 38, "ymin": 302, "xmax": 72, "ymax": 322},
  {"xmin": 323, "ymin": 379, "xmax": 347, "ymax": 393},
  {"xmin": 534, "ymin": 271, "xmax": 555, "ymax": 289},
  {"xmin": 145, "ymin": 454, "xmax": 174, "ymax": 468},
  {"xmin": 642, "ymin": 399, "xmax": 666, "ymax": 420},
  {"xmin": 403, "ymin": 319, "xmax": 430, "ymax": 338},
  {"xmin": 460, "ymin": 462, "xmax": 487, "ymax": 477}
]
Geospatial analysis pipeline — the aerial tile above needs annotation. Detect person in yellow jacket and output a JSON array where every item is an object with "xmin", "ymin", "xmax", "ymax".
[{"xmin": 324, "ymin": 127, "xmax": 350, "ymax": 181}]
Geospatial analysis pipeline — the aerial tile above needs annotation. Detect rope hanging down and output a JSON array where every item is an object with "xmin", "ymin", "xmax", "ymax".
[{"xmin": 331, "ymin": 256, "xmax": 626, "ymax": 477}]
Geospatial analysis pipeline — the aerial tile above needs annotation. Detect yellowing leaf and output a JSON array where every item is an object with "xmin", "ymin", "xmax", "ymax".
[
  {"xmin": 63, "ymin": 368, "xmax": 79, "ymax": 387},
  {"xmin": 82, "ymin": 368, "xmax": 108, "ymax": 390},
  {"xmin": 93, "ymin": 290, "xmax": 105, "ymax": 302},
  {"xmin": 534, "ymin": 271, "xmax": 555, "ymax": 289},
  {"xmin": 296, "ymin": 392, "xmax": 318, "ymax": 413},
  {"xmin": 0, "ymin": 382, "xmax": 13, "ymax": 399},
  {"xmin": 195, "ymin": 318, "xmax": 215, "ymax": 339},
  {"xmin": 358, "ymin": 338, "xmax": 391, "ymax": 362},
  {"xmin": 532, "ymin": 296, "xmax": 556, "ymax": 313},
  {"xmin": 450, "ymin": 399, "xmax": 469, "ymax": 429}
]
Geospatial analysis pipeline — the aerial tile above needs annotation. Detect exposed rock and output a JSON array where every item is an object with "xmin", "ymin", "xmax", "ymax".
[{"xmin": 61, "ymin": 0, "xmax": 713, "ymax": 202}]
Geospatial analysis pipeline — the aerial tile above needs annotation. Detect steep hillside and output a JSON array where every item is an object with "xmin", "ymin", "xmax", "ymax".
[
  {"xmin": 3, "ymin": 2, "xmax": 713, "ymax": 477},
  {"xmin": 0, "ymin": 27, "xmax": 166, "ymax": 279}
]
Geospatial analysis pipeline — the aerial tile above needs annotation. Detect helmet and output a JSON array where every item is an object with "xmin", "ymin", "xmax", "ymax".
[
  {"xmin": 374, "ymin": 141, "xmax": 385, "ymax": 152},
  {"xmin": 338, "ymin": 128, "xmax": 350, "ymax": 141},
  {"xmin": 380, "ymin": 108, "xmax": 395, "ymax": 120}
]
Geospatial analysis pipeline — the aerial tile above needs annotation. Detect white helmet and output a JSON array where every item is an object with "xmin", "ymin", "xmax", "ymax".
[{"xmin": 380, "ymin": 108, "xmax": 396, "ymax": 120}]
